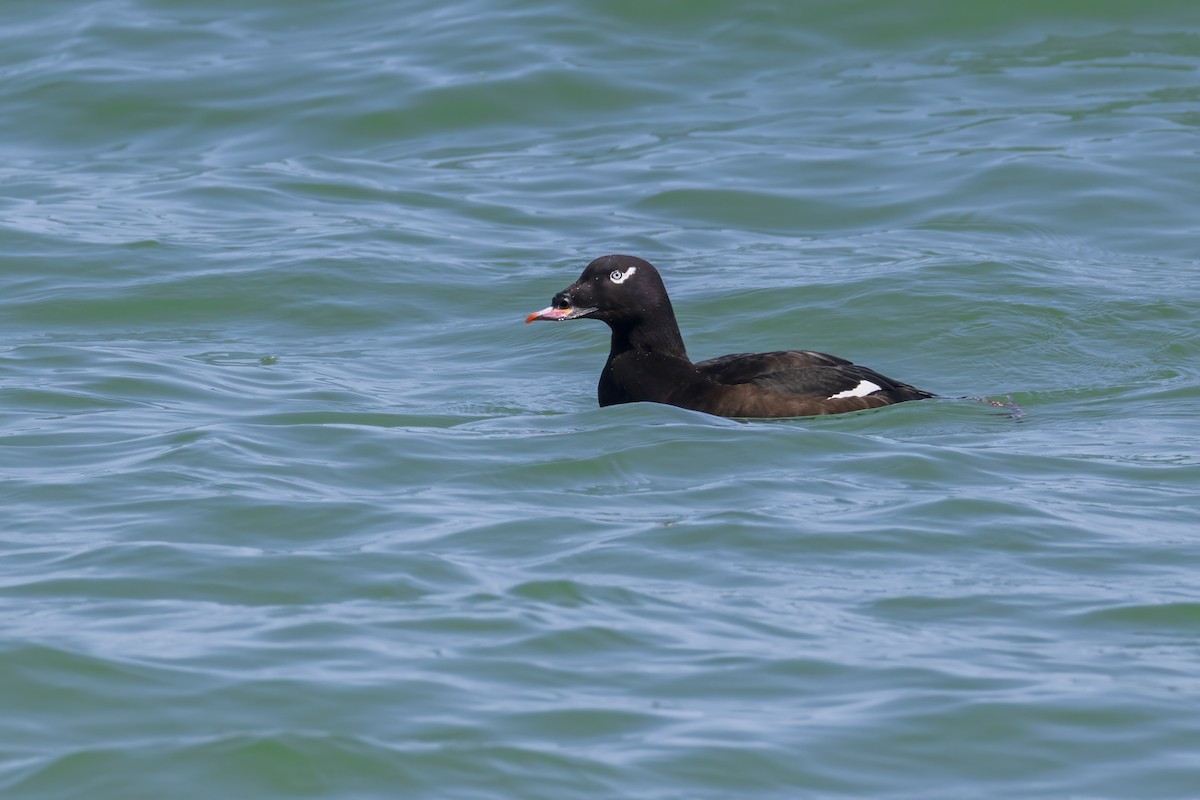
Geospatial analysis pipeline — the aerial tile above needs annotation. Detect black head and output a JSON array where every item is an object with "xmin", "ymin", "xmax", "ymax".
[{"xmin": 525, "ymin": 255, "xmax": 670, "ymax": 327}]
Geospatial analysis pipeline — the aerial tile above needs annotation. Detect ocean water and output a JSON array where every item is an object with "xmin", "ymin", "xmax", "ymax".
[{"xmin": 3, "ymin": 1, "xmax": 1200, "ymax": 797}]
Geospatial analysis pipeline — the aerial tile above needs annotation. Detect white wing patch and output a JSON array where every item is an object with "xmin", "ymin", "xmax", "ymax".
[
  {"xmin": 610, "ymin": 266, "xmax": 637, "ymax": 284},
  {"xmin": 828, "ymin": 379, "xmax": 882, "ymax": 399}
]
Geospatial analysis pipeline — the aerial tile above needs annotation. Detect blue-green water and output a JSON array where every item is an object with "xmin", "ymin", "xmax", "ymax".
[{"xmin": 3, "ymin": 2, "xmax": 1200, "ymax": 798}]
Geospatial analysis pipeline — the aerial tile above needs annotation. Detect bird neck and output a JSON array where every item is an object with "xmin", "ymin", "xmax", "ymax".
[{"xmin": 607, "ymin": 304, "xmax": 689, "ymax": 362}]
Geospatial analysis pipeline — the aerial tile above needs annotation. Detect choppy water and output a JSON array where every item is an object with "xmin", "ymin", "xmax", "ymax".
[{"xmin": 3, "ymin": 1, "xmax": 1200, "ymax": 798}]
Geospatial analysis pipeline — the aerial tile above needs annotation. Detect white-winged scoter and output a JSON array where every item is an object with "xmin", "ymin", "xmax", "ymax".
[{"xmin": 526, "ymin": 255, "xmax": 934, "ymax": 418}]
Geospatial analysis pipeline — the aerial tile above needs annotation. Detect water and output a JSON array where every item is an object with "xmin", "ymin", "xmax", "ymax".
[{"xmin": 3, "ymin": 1, "xmax": 1200, "ymax": 797}]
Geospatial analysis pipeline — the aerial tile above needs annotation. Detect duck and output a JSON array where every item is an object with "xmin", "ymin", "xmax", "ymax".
[{"xmin": 525, "ymin": 255, "xmax": 934, "ymax": 418}]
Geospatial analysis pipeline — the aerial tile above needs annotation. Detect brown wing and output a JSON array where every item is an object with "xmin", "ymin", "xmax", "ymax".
[
  {"xmin": 694, "ymin": 350, "xmax": 853, "ymax": 385},
  {"xmin": 697, "ymin": 350, "xmax": 934, "ymax": 403}
]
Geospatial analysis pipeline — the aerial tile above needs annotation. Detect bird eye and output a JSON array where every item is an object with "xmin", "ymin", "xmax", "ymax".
[{"xmin": 609, "ymin": 266, "xmax": 637, "ymax": 284}]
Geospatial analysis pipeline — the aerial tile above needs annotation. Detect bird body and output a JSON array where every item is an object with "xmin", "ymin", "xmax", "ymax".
[{"xmin": 526, "ymin": 255, "xmax": 933, "ymax": 418}]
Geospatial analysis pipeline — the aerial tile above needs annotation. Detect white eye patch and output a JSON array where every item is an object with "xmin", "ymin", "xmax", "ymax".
[{"xmin": 609, "ymin": 266, "xmax": 637, "ymax": 284}]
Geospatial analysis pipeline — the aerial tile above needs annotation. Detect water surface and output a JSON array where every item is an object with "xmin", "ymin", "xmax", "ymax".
[{"xmin": 3, "ymin": 1, "xmax": 1200, "ymax": 798}]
